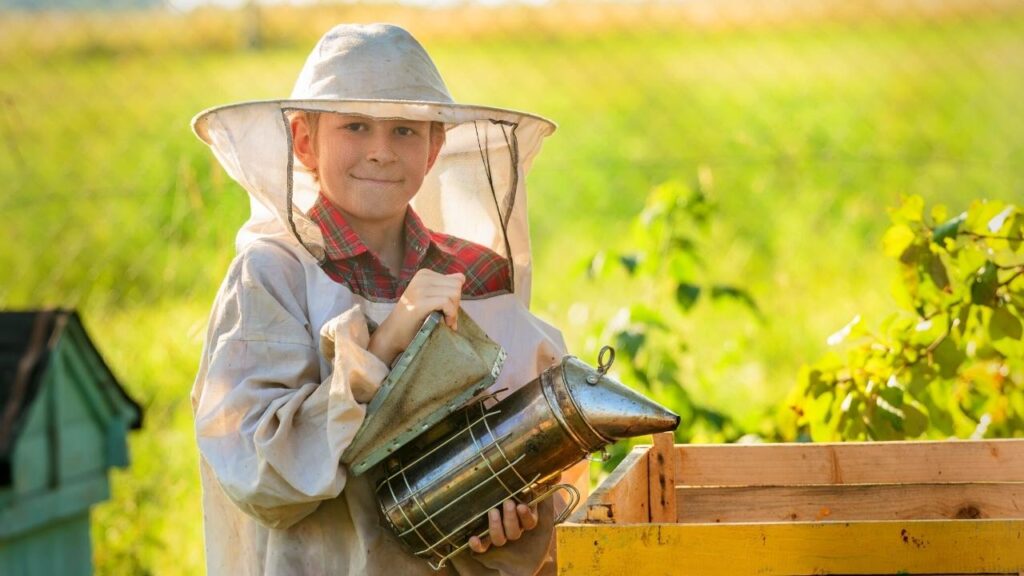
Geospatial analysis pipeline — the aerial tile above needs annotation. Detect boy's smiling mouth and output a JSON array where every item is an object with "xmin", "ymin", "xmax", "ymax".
[{"xmin": 351, "ymin": 174, "xmax": 402, "ymax": 184}]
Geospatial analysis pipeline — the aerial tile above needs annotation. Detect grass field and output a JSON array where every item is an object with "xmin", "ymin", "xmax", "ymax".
[{"xmin": 2, "ymin": 3, "xmax": 1023, "ymax": 573}]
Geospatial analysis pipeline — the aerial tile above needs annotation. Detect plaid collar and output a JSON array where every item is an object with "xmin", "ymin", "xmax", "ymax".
[
  {"xmin": 309, "ymin": 192, "xmax": 438, "ymax": 266},
  {"xmin": 307, "ymin": 192, "xmax": 513, "ymax": 300}
]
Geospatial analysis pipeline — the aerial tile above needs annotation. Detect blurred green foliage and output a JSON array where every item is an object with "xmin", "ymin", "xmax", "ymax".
[
  {"xmin": 587, "ymin": 178, "xmax": 759, "ymax": 443},
  {"xmin": 787, "ymin": 196, "xmax": 1024, "ymax": 441},
  {"xmin": 581, "ymin": 176, "xmax": 765, "ymax": 474}
]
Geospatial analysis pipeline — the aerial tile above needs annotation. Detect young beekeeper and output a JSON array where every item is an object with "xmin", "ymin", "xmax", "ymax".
[{"xmin": 190, "ymin": 23, "xmax": 577, "ymax": 575}]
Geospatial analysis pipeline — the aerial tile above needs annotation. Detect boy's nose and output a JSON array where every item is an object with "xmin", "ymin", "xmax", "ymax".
[{"xmin": 366, "ymin": 133, "xmax": 398, "ymax": 164}]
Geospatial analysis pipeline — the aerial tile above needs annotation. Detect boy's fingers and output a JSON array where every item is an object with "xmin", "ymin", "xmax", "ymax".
[
  {"xmin": 420, "ymin": 272, "xmax": 462, "ymax": 288},
  {"xmin": 402, "ymin": 271, "xmax": 463, "ymax": 330},
  {"xmin": 468, "ymin": 535, "xmax": 490, "ymax": 554},
  {"xmin": 441, "ymin": 298, "xmax": 458, "ymax": 330},
  {"xmin": 517, "ymin": 503, "xmax": 539, "ymax": 531},
  {"xmin": 407, "ymin": 269, "xmax": 436, "ymax": 288},
  {"xmin": 446, "ymin": 273, "xmax": 465, "ymax": 288},
  {"xmin": 502, "ymin": 500, "xmax": 522, "ymax": 541},
  {"xmin": 487, "ymin": 508, "xmax": 506, "ymax": 547}
]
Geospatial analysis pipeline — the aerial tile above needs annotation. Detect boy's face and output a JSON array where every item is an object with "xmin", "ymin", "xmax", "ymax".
[{"xmin": 293, "ymin": 113, "xmax": 443, "ymax": 228}]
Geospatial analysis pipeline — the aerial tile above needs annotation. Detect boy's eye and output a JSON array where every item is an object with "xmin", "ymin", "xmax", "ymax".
[
  {"xmin": 394, "ymin": 126, "xmax": 417, "ymax": 136},
  {"xmin": 343, "ymin": 122, "xmax": 368, "ymax": 132}
]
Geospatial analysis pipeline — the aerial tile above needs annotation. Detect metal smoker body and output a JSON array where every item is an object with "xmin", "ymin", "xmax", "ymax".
[{"xmin": 375, "ymin": 349, "xmax": 680, "ymax": 569}]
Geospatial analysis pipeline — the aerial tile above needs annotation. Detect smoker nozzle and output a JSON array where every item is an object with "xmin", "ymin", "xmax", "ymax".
[{"xmin": 558, "ymin": 356, "xmax": 681, "ymax": 443}]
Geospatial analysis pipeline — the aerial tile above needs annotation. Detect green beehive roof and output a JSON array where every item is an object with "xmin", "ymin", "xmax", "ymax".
[{"xmin": 0, "ymin": 310, "xmax": 142, "ymax": 487}]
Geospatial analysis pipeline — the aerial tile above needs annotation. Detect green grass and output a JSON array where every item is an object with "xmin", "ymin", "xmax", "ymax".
[{"xmin": 1, "ymin": 6, "xmax": 1022, "ymax": 574}]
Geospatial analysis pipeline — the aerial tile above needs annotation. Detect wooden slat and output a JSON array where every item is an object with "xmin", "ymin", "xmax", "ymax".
[
  {"xmin": 648, "ymin": 433, "xmax": 676, "ymax": 523},
  {"xmin": 675, "ymin": 440, "xmax": 1024, "ymax": 486},
  {"xmin": 557, "ymin": 519, "xmax": 1024, "ymax": 575},
  {"xmin": 574, "ymin": 446, "xmax": 649, "ymax": 524},
  {"xmin": 676, "ymin": 482, "xmax": 1024, "ymax": 523}
]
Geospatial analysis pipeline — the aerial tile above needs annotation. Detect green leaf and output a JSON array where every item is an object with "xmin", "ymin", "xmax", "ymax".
[
  {"xmin": 957, "ymin": 305, "xmax": 972, "ymax": 337},
  {"xmin": 803, "ymin": 368, "xmax": 831, "ymax": 399},
  {"xmin": 970, "ymin": 262, "xmax": 999, "ymax": 307},
  {"xmin": 920, "ymin": 387, "xmax": 955, "ymax": 436},
  {"xmin": 883, "ymin": 224, "xmax": 917, "ymax": 258},
  {"xmin": 1003, "ymin": 211, "xmax": 1024, "ymax": 251},
  {"xmin": 932, "ymin": 213, "xmax": 966, "ymax": 245},
  {"xmin": 964, "ymin": 199, "xmax": 1006, "ymax": 235},
  {"xmin": 987, "ymin": 206, "xmax": 1016, "ymax": 234},
  {"xmin": 618, "ymin": 253, "xmax": 640, "ymax": 275},
  {"xmin": 878, "ymin": 385, "xmax": 905, "ymax": 409},
  {"xmin": 894, "ymin": 195, "xmax": 925, "ymax": 222},
  {"xmin": 898, "ymin": 243, "xmax": 928, "ymax": 269},
  {"xmin": 806, "ymin": 392, "xmax": 837, "ymax": 441},
  {"xmin": 669, "ymin": 235, "xmax": 698, "ymax": 256},
  {"xmin": 905, "ymin": 365, "xmax": 933, "ymax": 395},
  {"xmin": 838, "ymin": 392, "xmax": 867, "ymax": 440},
  {"xmin": 628, "ymin": 304, "xmax": 670, "ymax": 330},
  {"xmin": 932, "ymin": 337, "xmax": 965, "ymax": 379},
  {"xmin": 1010, "ymin": 212, "xmax": 1024, "ymax": 252},
  {"xmin": 961, "ymin": 384, "xmax": 989, "ymax": 417},
  {"xmin": 875, "ymin": 391, "xmax": 906, "ymax": 432},
  {"xmin": 972, "ymin": 340, "xmax": 1003, "ymax": 361},
  {"xmin": 1011, "ymin": 292, "xmax": 1024, "ymax": 311},
  {"xmin": 869, "ymin": 412, "xmax": 900, "ymax": 440},
  {"xmin": 903, "ymin": 400, "xmax": 929, "ymax": 437},
  {"xmin": 675, "ymin": 283, "xmax": 701, "ymax": 311},
  {"xmin": 910, "ymin": 315, "xmax": 945, "ymax": 347},
  {"xmin": 614, "ymin": 328, "xmax": 646, "ymax": 359},
  {"xmin": 986, "ymin": 207, "xmax": 1020, "ymax": 251},
  {"xmin": 990, "ymin": 307, "xmax": 1023, "ymax": 341},
  {"xmin": 926, "ymin": 253, "xmax": 951, "ymax": 292},
  {"xmin": 710, "ymin": 285, "xmax": 760, "ymax": 313},
  {"xmin": 840, "ymin": 390, "xmax": 859, "ymax": 414},
  {"xmin": 840, "ymin": 410, "xmax": 866, "ymax": 440},
  {"xmin": 667, "ymin": 252, "xmax": 697, "ymax": 283},
  {"xmin": 956, "ymin": 249, "xmax": 989, "ymax": 281}
]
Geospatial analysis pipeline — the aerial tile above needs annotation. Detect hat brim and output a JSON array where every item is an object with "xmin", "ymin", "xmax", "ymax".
[{"xmin": 191, "ymin": 99, "xmax": 556, "ymax": 145}]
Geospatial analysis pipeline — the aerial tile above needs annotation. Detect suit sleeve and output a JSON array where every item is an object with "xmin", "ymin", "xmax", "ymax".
[{"xmin": 192, "ymin": 243, "xmax": 388, "ymax": 529}]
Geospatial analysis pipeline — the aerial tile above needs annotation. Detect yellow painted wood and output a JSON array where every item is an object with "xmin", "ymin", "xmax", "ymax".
[
  {"xmin": 676, "ymin": 482, "xmax": 1024, "ymax": 523},
  {"xmin": 557, "ymin": 519, "xmax": 1024, "ymax": 575},
  {"xmin": 675, "ymin": 440, "xmax": 1024, "ymax": 487}
]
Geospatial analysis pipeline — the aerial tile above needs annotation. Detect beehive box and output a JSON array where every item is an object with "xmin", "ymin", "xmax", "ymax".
[{"xmin": 557, "ymin": 433, "xmax": 1024, "ymax": 575}]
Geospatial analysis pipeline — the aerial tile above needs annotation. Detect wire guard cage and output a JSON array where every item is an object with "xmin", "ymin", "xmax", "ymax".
[{"xmin": 377, "ymin": 394, "xmax": 580, "ymax": 570}]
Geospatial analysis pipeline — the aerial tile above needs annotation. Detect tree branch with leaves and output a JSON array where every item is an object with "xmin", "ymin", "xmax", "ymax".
[{"xmin": 787, "ymin": 196, "xmax": 1024, "ymax": 441}]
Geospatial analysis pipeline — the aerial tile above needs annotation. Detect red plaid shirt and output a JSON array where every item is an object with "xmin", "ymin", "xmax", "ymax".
[{"xmin": 307, "ymin": 194, "xmax": 512, "ymax": 301}]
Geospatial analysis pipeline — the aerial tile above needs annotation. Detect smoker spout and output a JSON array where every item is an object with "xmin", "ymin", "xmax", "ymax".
[{"xmin": 559, "ymin": 356, "xmax": 681, "ymax": 440}]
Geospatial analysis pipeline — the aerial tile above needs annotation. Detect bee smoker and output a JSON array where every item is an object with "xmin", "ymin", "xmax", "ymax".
[{"xmin": 342, "ymin": 312, "xmax": 680, "ymax": 570}]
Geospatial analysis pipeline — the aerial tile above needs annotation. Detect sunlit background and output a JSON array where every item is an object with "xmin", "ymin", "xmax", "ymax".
[{"xmin": 2, "ymin": 0, "xmax": 1022, "ymax": 573}]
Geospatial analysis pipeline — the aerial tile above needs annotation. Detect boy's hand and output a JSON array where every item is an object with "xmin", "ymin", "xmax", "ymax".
[
  {"xmin": 368, "ymin": 269, "xmax": 465, "ymax": 365},
  {"xmin": 467, "ymin": 500, "xmax": 539, "ymax": 554}
]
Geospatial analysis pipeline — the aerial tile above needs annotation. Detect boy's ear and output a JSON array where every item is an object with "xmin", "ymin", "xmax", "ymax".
[
  {"xmin": 425, "ymin": 123, "xmax": 446, "ymax": 173},
  {"xmin": 291, "ymin": 115, "xmax": 318, "ymax": 172}
]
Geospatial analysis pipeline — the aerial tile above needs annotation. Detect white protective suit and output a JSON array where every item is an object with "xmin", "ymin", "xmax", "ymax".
[{"xmin": 190, "ymin": 23, "xmax": 577, "ymax": 576}]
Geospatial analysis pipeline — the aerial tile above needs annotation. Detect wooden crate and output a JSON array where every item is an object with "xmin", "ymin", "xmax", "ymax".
[{"xmin": 556, "ymin": 433, "xmax": 1024, "ymax": 575}]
